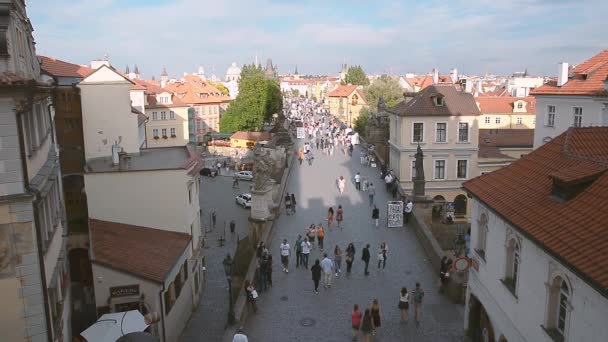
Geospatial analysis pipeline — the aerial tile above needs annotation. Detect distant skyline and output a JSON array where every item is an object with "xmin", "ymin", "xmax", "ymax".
[{"xmin": 29, "ymin": 0, "xmax": 607, "ymax": 80}]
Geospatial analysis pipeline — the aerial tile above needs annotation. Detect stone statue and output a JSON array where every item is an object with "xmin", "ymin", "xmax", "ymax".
[
  {"xmin": 413, "ymin": 143, "xmax": 426, "ymax": 197},
  {"xmin": 252, "ymin": 145, "xmax": 273, "ymax": 191},
  {"xmin": 377, "ymin": 96, "xmax": 387, "ymax": 112}
]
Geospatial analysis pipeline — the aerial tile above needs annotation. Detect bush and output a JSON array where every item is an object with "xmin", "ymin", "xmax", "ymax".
[{"xmin": 354, "ymin": 108, "xmax": 370, "ymax": 138}]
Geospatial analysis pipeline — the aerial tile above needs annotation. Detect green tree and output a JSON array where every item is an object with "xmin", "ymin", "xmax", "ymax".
[
  {"xmin": 363, "ymin": 75, "xmax": 404, "ymax": 113},
  {"xmin": 345, "ymin": 65, "xmax": 370, "ymax": 86},
  {"xmin": 220, "ymin": 68, "xmax": 283, "ymax": 132},
  {"xmin": 353, "ymin": 107, "xmax": 370, "ymax": 138},
  {"xmin": 212, "ymin": 82, "xmax": 230, "ymax": 96}
]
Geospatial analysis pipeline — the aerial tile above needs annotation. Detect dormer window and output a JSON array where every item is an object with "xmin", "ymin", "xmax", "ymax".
[
  {"xmin": 517, "ymin": 102, "xmax": 523, "ymax": 109},
  {"xmin": 433, "ymin": 95, "xmax": 444, "ymax": 106},
  {"xmin": 549, "ymin": 164, "xmax": 605, "ymax": 201}
]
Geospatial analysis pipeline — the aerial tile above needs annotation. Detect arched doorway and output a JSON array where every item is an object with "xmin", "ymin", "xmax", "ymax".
[
  {"xmin": 468, "ymin": 294, "xmax": 495, "ymax": 342},
  {"xmin": 432, "ymin": 195, "xmax": 446, "ymax": 219},
  {"xmin": 454, "ymin": 194, "xmax": 468, "ymax": 217}
]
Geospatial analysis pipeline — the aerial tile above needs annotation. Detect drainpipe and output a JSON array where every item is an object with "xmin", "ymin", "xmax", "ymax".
[
  {"xmin": 16, "ymin": 109, "xmax": 54, "ymax": 342},
  {"xmin": 158, "ymin": 285, "xmax": 167, "ymax": 342}
]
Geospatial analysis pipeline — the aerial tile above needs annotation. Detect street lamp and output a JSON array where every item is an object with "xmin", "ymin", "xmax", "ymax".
[{"xmin": 223, "ymin": 254, "xmax": 236, "ymax": 325}]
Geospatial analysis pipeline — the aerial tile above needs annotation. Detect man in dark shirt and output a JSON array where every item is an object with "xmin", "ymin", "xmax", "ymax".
[{"xmin": 362, "ymin": 244, "xmax": 371, "ymax": 275}]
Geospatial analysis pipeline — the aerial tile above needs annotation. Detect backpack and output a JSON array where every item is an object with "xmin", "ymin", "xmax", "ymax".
[
  {"xmin": 413, "ymin": 289, "xmax": 424, "ymax": 303},
  {"xmin": 296, "ymin": 240, "xmax": 302, "ymax": 252}
]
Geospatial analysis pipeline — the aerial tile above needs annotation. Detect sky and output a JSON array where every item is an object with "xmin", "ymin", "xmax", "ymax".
[{"xmin": 28, "ymin": 0, "xmax": 608, "ymax": 80}]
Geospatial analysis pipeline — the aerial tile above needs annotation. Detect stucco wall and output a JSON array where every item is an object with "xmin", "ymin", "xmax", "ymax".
[
  {"xmin": 478, "ymin": 114, "xmax": 535, "ymax": 129},
  {"xmin": 534, "ymin": 95, "xmax": 608, "ymax": 149},
  {"xmin": 466, "ymin": 199, "xmax": 608, "ymax": 342},
  {"xmin": 145, "ymin": 107, "xmax": 189, "ymax": 147}
]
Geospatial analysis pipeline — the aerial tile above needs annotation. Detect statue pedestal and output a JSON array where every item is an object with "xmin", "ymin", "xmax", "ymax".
[
  {"xmin": 251, "ymin": 187, "xmax": 273, "ymax": 221},
  {"xmin": 412, "ymin": 196, "xmax": 434, "ymax": 226}
]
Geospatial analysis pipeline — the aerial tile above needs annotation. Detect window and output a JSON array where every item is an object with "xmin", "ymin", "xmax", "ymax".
[
  {"xmin": 544, "ymin": 276, "xmax": 571, "ymax": 340},
  {"xmin": 412, "ymin": 122, "xmax": 424, "ymax": 142},
  {"xmin": 170, "ymin": 111, "xmax": 176, "ymax": 120},
  {"xmin": 351, "ymin": 94, "xmax": 359, "ymax": 106},
  {"xmin": 476, "ymin": 213, "xmax": 488, "ymax": 260},
  {"xmin": 433, "ymin": 96, "xmax": 444, "ymax": 106},
  {"xmin": 434, "ymin": 160, "xmax": 445, "ymax": 180},
  {"xmin": 435, "ymin": 122, "xmax": 447, "ymax": 143},
  {"xmin": 573, "ymin": 107, "xmax": 583, "ymax": 127},
  {"xmin": 161, "ymin": 111, "xmax": 167, "ymax": 120},
  {"xmin": 504, "ymin": 239, "xmax": 520, "ymax": 295},
  {"xmin": 495, "ymin": 117, "xmax": 501, "ymax": 124},
  {"xmin": 517, "ymin": 102, "xmax": 523, "ymax": 109},
  {"xmin": 457, "ymin": 160, "xmax": 468, "ymax": 179},
  {"xmin": 516, "ymin": 117, "xmax": 523, "ymax": 125},
  {"xmin": 188, "ymin": 185, "xmax": 192, "ymax": 204},
  {"xmin": 152, "ymin": 112, "xmax": 158, "ymax": 121},
  {"xmin": 458, "ymin": 122, "xmax": 469, "ymax": 142},
  {"xmin": 164, "ymin": 283, "xmax": 176, "ymax": 315},
  {"xmin": 546, "ymin": 105, "xmax": 556, "ymax": 127},
  {"xmin": 170, "ymin": 128, "xmax": 176, "ymax": 137},
  {"xmin": 484, "ymin": 116, "xmax": 490, "ymax": 124},
  {"xmin": 557, "ymin": 281, "xmax": 569, "ymax": 334},
  {"xmin": 153, "ymin": 129, "xmax": 159, "ymax": 138},
  {"xmin": 161, "ymin": 128, "xmax": 167, "ymax": 137}
]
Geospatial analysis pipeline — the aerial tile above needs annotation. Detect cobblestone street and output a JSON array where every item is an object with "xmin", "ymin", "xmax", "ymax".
[{"xmin": 242, "ymin": 142, "xmax": 465, "ymax": 341}]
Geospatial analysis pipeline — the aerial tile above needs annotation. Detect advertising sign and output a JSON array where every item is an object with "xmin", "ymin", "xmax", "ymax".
[
  {"xmin": 296, "ymin": 127, "xmax": 305, "ymax": 139},
  {"xmin": 387, "ymin": 201, "xmax": 404, "ymax": 228}
]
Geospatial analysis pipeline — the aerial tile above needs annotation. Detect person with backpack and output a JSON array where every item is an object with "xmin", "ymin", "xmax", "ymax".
[
  {"xmin": 372, "ymin": 205, "xmax": 380, "ymax": 227},
  {"xmin": 362, "ymin": 244, "xmax": 371, "ymax": 276},
  {"xmin": 317, "ymin": 223, "xmax": 325, "ymax": 250},
  {"xmin": 294, "ymin": 235, "xmax": 303, "ymax": 268},
  {"xmin": 412, "ymin": 282, "xmax": 425, "ymax": 326},
  {"xmin": 311, "ymin": 259, "xmax": 322, "ymax": 294}
]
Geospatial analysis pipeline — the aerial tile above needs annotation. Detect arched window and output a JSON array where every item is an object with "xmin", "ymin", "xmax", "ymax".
[
  {"xmin": 476, "ymin": 213, "xmax": 488, "ymax": 260},
  {"xmin": 557, "ymin": 280, "xmax": 570, "ymax": 334},
  {"xmin": 544, "ymin": 276, "xmax": 571, "ymax": 339},
  {"xmin": 504, "ymin": 238, "xmax": 520, "ymax": 294}
]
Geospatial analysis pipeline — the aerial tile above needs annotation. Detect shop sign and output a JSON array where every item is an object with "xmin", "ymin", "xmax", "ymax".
[{"xmin": 110, "ymin": 284, "xmax": 140, "ymax": 298}]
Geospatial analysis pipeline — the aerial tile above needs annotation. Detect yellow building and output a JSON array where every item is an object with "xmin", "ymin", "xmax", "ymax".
[
  {"xmin": 475, "ymin": 96, "xmax": 536, "ymax": 129},
  {"xmin": 145, "ymin": 92, "xmax": 190, "ymax": 147},
  {"xmin": 328, "ymin": 85, "xmax": 368, "ymax": 126},
  {"xmin": 478, "ymin": 129, "xmax": 534, "ymax": 174},
  {"xmin": 230, "ymin": 131, "xmax": 273, "ymax": 149},
  {"xmin": 388, "ymin": 84, "xmax": 481, "ymax": 217}
]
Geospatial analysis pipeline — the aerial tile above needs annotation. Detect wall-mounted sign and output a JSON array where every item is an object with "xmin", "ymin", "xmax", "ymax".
[
  {"xmin": 387, "ymin": 201, "xmax": 404, "ymax": 228},
  {"xmin": 110, "ymin": 284, "xmax": 140, "ymax": 298},
  {"xmin": 453, "ymin": 257, "xmax": 470, "ymax": 272}
]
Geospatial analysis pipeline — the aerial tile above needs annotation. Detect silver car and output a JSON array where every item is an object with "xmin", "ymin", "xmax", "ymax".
[
  {"xmin": 235, "ymin": 193, "xmax": 252, "ymax": 208},
  {"xmin": 234, "ymin": 171, "xmax": 253, "ymax": 181}
]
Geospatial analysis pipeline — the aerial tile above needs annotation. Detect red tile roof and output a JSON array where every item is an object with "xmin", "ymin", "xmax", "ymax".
[
  {"xmin": 328, "ymin": 84, "xmax": 358, "ymax": 97},
  {"xmin": 39, "ymin": 56, "xmax": 94, "ymax": 78},
  {"xmin": 531, "ymin": 49, "xmax": 608, "ymax": 96},
  {"xmin": 475, "ymin": 96, "xmax": 536, "ymax": 115},
  {"xmin": 164, "ymin": 75, "xmax": 231, "ymax": 105},
  {"xmin": 463, "ymin": 127, "xmax": 608, "ymax": 293},
  {"xmin": 90, "ymin": 219, "xmax": 191, "ymax": 283},
  {"xmin": 479, "ymin": 129, "xmax": 534, "ymax": 148},
  {"xmin": 146, "ymin": 94, "xmax": 189, "ymax": 109},
  {"xmin": 230, "ymin": 131, "xmax": 272, "ymax": 141},
  {"xmin": 402, "ymin": 75, "xmax": 435, "ymax": 90}
]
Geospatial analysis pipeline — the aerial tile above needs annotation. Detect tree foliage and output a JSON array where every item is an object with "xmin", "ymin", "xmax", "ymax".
[
  {"xmin": 345, "ymin": 65, "xmax": 370, "ymax": 86},
  {"xmin": 213, "ymin": 82, "xmax": 230, "ymax": 96},
  {"xmin": 220, "ymin": 65, "xmax": 282, "ymax": 132},
  {"xmin": 354, "ymin": 107, "xmax": 370, "ymax": 138},
  {"xmin": 363, "ymin": 75, "xmax": 404, "ymax": 113}
]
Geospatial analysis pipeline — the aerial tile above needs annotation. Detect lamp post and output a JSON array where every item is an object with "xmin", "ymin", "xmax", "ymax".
[{"xmin": 223, "ymin": 254, "xmax": 236, "ymax": 325}]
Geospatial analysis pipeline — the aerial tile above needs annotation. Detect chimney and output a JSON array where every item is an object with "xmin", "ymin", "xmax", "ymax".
[
  {"xmin": 432, "ymin": 68, "xmax": 439, "ymax": 84},
  {"xmin": 118, "ymin": 150, "xmax": 130, "ymax": 171},
  {"xmin": 557, "ymin": 62, "xmax": 569, "ymax": 87},
  {"xmin": 464, "ymin": 78, "xmax": 473, "ymax": 93},
  {"xmin": 476, "ymin": 80, "xmax": 483, "ymax": 94},
  {"xmin": 450, "ymin": 68, "xmax": 458, "ymax": 83}
]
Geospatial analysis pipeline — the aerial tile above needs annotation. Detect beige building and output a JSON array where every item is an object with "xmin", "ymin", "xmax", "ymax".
[
  {"xmin": 328, "ymin": 85, "xmax": 368, "ymax": 127},
  {"xmin": 0, "ymin": 1, "xmax": 70, "ymax": 341},
  {"xmin": 145, "ymin": 93, "xmax": 190, "ymax": 147},
  {"xmin": 388, "ymin": 84, "xmax": 481, "ymax": 217},
  {"xmin": 475, "ymin": 96, "xmax": 536, "ymax": 129}
]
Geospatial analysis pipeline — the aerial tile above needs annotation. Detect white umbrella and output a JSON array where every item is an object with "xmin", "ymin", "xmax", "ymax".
[{"xmin": 81, "ymin": 310, "xmax": 149, "ymax": 342}]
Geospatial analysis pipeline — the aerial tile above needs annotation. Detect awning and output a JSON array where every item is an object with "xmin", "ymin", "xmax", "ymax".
[{"xmin": 81, "ymin": 310, "xmax": 149, "ymax": 342}]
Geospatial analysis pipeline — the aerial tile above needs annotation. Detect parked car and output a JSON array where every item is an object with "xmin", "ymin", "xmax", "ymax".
[
  {"xmin": 200, "ymin": 168, "xmax": 218, "ymax": 177},
  {"xmin": 234, "ymin": 171, "xmax": 253, "ymax": 181},
  {"xmin": 235, "ymin": 193, "xmax": 252, "ymax": 208}
]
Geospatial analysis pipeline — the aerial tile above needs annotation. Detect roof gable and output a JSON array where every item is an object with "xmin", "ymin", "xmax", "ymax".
[{"xmin": 81, "ymin": 65, "xmax": 135, "ymax": 84}]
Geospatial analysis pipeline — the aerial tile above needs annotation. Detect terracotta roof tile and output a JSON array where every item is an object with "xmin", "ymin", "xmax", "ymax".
[
  {"xmin": 328, "ymin": 85, "xmax": 358, "ymax": 97},
  {"xmin": 146, "ymin": 94, "xmax": 189, "ymax": 109},
  {"xmin": 479, "ymin": 129, "xmax": 534, "ymax": 148},
  {"xmin": 90, "ymin": 219, "xmax": 191, "ymax": 283},
  {"xmin": 163, "ymin": 75, "xmax": 231, "ymax": 105},
  {"xmin": 475, "ymin": 96, "xmax": 536, "ymax": 115},
  {"xmin": 531, "ymin": 49, "xmax": 608, "ymax": 96},
  {"xmin": 464, "ymin": 127, "xmax": 608, "ymax": 293},
  {"xmin": 39, "ymin": 55, "xmax": 94, "ymax": 78},
  {"xmin": 389, "ymin": 84, "xmax": 480, "ymax": 117}
]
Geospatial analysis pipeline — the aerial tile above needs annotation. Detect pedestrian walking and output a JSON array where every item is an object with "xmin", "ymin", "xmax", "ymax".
[
  {"xmin": 384, "ymin": 172, "xmax": 393, "ymax": 192},
  {"xmin": 336, "ymin": 205, "xmax": 344, "ymax": 229},
  {"xmin": 301, "ymin": 238, "xmax": 311, "ymax": 269},
  {"xmin": 349, "ymin": 143, "xmax": 354, "ymax": 157},
  {"xmin": 294, "ymin": 235, "xmax": 303, "ymax": 268},
  {"xmin": 307, "ymin": 224, "xmax": 316, "ymax": 249},
  {"xmin": 232, "ymin": 327, "xmax": 248, "ymax": 342},
  {"xmin": 256, "ymin": 241, "xmax": 266, "ymax": 261},
  {"xmin": 212, "ymin": 210, "xmax": 217, "ymax": 228},
  {"xmin": 345, "ymin": 243, "xmax": 356, "ymax": 273},
  {"xmin": 368, "ymin": 183, "xmax": 375, "ymax": 206},
  {"xmin": 327, "ymin": 207, "xmax": 334, "ymax": 229},
  {"xmin": 362, "ymin": 244, "xmax": 371, "ymax": 275},
  {"xmin": 297, "ymin": 148, "xmax": 304, "ymax": 166},
  {"xmin": 334, "ymin": 245, "xmax": 342, "ymax": 276},
  {"xmin": 266, "ymin": 254, "xmax": 273, "ymax": 287},
  {"xmin": 244, "ymin": 280, "xmax": 258, "ymax": 313},
  {"xmin": 354, "ymin": 172, "xmax": 361, "ymax": 191},
  {"xmin": 291, "ymin": 193, "xmax": 297, "ymax": 213},
  {"xmin": 439, "ymin": 257, "xmax": 453, "ymax": 293},
  {"xmin": 284, "ymin": 193, "xmax": 292, "ymax": 215},
  {"xmin": 377, "ymin": 242, "xmax": 387, "ymax": 269},
  {"xmin": 337, "ymin": 176, "xmax": 346, "ymax": 194},
  {"xmin": 230, "ymin": 220, "xmax": 236, "ymax": 235},
  {"xmin": 306, "ymin": 151, "xmax": 314, "ymax": 166},
  {"xmin": 258, "ymin": 253, "xmax": 268, "ymax": 291},
  {"xmin": 279, "ymin": 239, "xmax": 290, "ymax": 273},
  {"xmin": 371, "ymin": 299, "xmax": 382, "ymax": 335},
  {"xmin": 361, "ymin": 309, "xmax": 373, "ymax": 342},
  {"xmin": 320, "ymin": 253, "xmax": 333, "ymax": 288},
  {"xmin": 412, "ymin": 282, "xmax": 425, "ymax": 326},
  {"xmin": 311, "ymin": 259, "xmax": 321, "ymax": 294},
  {"xmin": 351, "ymin": 304, "xmax": 362, "ymax": 340},
  {"xmin": 399, "ymin": 287, "xmax": 410, "ymax": 323},
  {"xmin": 317, "ymin": 223, "xmax": 325, "ymax": 250},
  {"xmin": 372, "ymin": 205, "xmax": 379, "ymax": 227},
  {"xmin": 404, "ymin": 200, "xmax": 413, "ymax": 224}
]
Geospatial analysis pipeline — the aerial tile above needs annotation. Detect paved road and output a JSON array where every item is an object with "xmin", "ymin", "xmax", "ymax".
[
  {"xmin": 179, "ymin": 174, "xmax": 253, "ymax": 342},
  {"xmin": 242, "ymin": 141, "xmax": 465, "ymax": 341}
]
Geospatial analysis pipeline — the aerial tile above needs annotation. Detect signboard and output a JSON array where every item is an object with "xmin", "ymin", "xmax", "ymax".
[
  {"xmin": 110, "ymin": 284, "xmax": 140, "ymax": 298},
  {"xmin": 387, "ymin": 201, "xmax": 404, "ymax": 228},
  {"xmin": 453, "ymin": 257, "xmax": 470, "ymax": 272},
  {"xmin": 296, "ymin": 127, "xmax": 305, "ymax": 139}
]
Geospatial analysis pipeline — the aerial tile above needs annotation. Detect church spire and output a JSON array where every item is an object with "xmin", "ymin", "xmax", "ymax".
[{"xmin": 295, "ymin": 64, "xmax": 298, "ymax": 75}]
